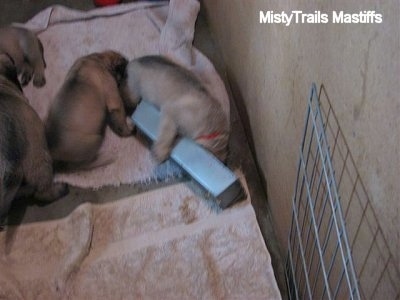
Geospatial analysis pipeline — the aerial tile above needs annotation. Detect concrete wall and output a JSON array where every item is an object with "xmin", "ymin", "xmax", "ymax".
[{"xmin": 202, "ymin": 0, "xmax": 399, "ymax": 269}]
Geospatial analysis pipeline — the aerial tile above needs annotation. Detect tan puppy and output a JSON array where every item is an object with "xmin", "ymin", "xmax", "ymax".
[
  {"xmin": 45, "ymin": 51, "xmax": 133, "ymax": 170},
  {"xmin": 0, "ymin": 26, "xmax": 46, "ymax": 87},
  {"xmin": 0, "ymin": 53, "xmax": 68, "ymax": 222},
  {"xmin": 120, "ymin": 55, "xmax": 229, "ymax": 162}
]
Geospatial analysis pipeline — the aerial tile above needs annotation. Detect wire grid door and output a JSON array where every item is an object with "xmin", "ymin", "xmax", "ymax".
[
  {"xmin": 285, "ymin": 83, "xmax": 400, "ymax": 300},
  {"xmin": 285, "ymin": 83, "xmax": 360, "ymax": 299}
]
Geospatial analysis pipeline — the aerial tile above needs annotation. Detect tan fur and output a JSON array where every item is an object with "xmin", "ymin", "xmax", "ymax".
[
  {"xmin": 119, "ymin": 55, "xmax": 230, "ymax": 162},
  {"xmin": 0, "ymin": 53, "xmax": 67, "ymax": 223},
  {"xmin": 0, "ymin": 26, "xmax": 46, "ymax": 87},
  {"xmin": 45, "ymin": 51, "xmax": 133, "ymax": 170}
]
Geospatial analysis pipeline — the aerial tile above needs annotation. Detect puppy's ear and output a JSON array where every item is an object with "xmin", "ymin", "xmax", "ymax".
[{"xmin": 113, "ymin": 57, "xmax": 128, "ymax": 84}]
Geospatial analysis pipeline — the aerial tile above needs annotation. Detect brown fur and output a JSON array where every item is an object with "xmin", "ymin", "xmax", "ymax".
[
  {"xmin": 119, "ymin": 55, "xmax": 230, "ymax": 162},
  {"xmin": 0, "ymin": 53, "xmax": 68, "ymax": 223},
  {"xmin": 45, "ymin": 51, "xmax": 133, "ymax": 170},
  {"xmin": 0, "ymin": 26, "xmax": 46, "ymax": 87}
]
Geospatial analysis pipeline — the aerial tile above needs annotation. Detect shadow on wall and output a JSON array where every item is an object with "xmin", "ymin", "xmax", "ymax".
[
  {"xmin": 285, "ymin": 84, "xmax": 400, "ymax": 299},
  {"xmin": 225, "ymin": 68, "xmax": 259, "ymax": 163},
  {"xmin": 225, "ymin": 67, "xmax": 291, "ymax": 299}
]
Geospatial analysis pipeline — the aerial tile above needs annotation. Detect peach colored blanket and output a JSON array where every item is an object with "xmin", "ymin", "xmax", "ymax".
[{"xmin": 0, "ymin": 174, "xmax": 281, "ymax": 299}]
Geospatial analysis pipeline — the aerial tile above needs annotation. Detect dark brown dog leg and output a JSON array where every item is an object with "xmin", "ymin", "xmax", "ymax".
[
  {"xmin": 32, "ymin": 163, "xmax": 68, "ymax": 202},
  {"xmin": 0, "ymin": 169, "xmax": 23, "ymax": 224},
  {"xmin": 0, "ymin": 182, "xmax": 20, "ymax": 225},
  {"xmin": 34, "ymin": 182, "xmax": 68, "ymax": 202},
  {"xmin": 23, "ymin": 150, "xmax": 68, "ymax": 202}
]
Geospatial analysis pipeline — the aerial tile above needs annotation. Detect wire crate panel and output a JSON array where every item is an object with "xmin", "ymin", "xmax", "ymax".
[{"xmin": 285, "ymin": 84, "xmax": 400, "ymax": 299}]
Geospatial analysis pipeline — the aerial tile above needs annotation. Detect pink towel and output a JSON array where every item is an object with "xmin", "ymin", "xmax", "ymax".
[{"xmin": 18, "ymin": 1, "xmax": 229, "ymax": 188}]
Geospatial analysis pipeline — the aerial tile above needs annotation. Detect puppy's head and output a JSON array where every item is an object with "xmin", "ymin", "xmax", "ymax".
[
  {"xmin": 0, "ymin": 52, "xmax": 22, "ymax": 92},
  {"xmin": 97, "ymin": 50, "xmax": 128, "ymax": 84}
]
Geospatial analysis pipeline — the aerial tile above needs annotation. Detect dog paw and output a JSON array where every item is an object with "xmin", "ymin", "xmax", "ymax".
[
  {"xmin": 33, "ymin": 74, "xmax": 46, "ymax": 87},
  {"xmin": 35, "ymin": 182, "xmax": 69, "ymax": 203},
  {"xmin": 116, "ymin": 125, "xmax": 133, "ymax": 137},
  {"xmin": 116, "ymin": 118, "xmax": 135, "ymax": 137}
]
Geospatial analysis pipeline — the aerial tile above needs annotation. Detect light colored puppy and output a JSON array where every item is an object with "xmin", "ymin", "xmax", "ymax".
[
  {"xmin": 0, "ymin": 26, "xmax": 46, "ymax": 87},
  {"xmin": 0, "ymin": 53, "xmax": 68, "ymax": 223},
  {"xmin": 120, "ymin": 55, "xmax": 230, "ymax": 162},
  {"xmin": 45, "ymin": 50, "xmax": 133, "ymax": 170}
]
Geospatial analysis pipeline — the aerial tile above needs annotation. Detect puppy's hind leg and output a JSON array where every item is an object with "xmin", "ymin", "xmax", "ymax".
[
  {"xmin": 24, "ymin": 152, "xmax": 68, "ymax": 203},
  {"xmin": 34, "ymin": 181, "xmax": 69, "ymax": 203},
  {"xmin": 0, "ymin": 171, "xmax": 23, "ymax": 227},
  {"xmin": 152, "ymin": 112, "xmax": 178, "ymax": 163}
]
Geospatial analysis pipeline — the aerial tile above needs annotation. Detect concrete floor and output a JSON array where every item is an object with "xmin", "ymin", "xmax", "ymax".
[{"xmin": 1, "ymin": 0, "xmax": 286, "ymax": 296}]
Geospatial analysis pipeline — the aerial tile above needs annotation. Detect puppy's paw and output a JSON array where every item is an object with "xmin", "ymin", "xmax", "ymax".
[
  {"xmin": 21, "ymin": 71, "xmax": 33, "ymax": 86},
  {"xmin": 151, "ymin": 144, "xmax": 170, "ymax": 164},
  {"xmin": 108, "ymin": 110, "xmax": 134, "ymax": 137},
  {"xmin": 115, "ymin": 123, "xmax": 134, "ymax": 137},
  {"xmin": 33, "ymin": 74, "xmax": 46, "ymax": 87},
  {"xmin": 35, "ymin": 183, "xmax": 69, "ymax": 203}
]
